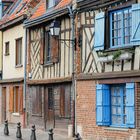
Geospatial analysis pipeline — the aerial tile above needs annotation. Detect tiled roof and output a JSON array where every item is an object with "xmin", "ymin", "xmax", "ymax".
[
  {"xmin": 0, "ymin": 0, "xmax": 40, "ymax": 26},
  {"xmin": 30, "ymin": 0, "xmax": 45, "ymax": 20},
  {"xmin": 30, "ymin": 0, "xmax": 72, "ymax": 20}
]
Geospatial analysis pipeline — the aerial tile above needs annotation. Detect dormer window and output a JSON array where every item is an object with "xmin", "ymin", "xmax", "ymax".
[{"xmin": 47, "ymin": 0, "xmax": 61, "ymax": 9}]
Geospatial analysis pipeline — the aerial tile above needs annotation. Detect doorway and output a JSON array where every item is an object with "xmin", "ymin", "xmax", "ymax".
[{"xmin": 2, "ymin": 87, "xmax": 6, "ymax": 122}]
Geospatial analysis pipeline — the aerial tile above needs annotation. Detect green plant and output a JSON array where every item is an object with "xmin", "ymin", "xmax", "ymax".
[{"xmin": 112, "ymin": 50, "xmax": 122, "ymax": 60}]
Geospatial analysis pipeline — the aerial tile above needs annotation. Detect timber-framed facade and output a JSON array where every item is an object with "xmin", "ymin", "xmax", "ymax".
[
  {"xmin": 75, "ymin": 0, "xmax": 140, "ymax": 139},
  {"xmin": 24, "ymin": 0, "xmax": 74, "ymax": 135}
]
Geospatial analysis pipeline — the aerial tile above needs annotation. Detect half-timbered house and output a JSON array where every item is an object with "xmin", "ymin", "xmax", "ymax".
[
  {"xmin": 75, "ymin": 0, "xmax": 140, "ymax": 139},
  {"xmin": 24, "ymin": 0, "xmax": 74, "ymax": 136},
  {"xmin": 0, "ymin": 0, "xmax": 40, "ymax": 126}
]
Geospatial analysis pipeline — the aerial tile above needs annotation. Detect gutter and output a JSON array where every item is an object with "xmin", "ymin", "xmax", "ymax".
[
  {"xmin": 24, "ymin": 6, "xmax": 69, "ymax": 28},
  {"xmin": 0, "ymin": 14, "xmax": 27, "ymax": 30},
  {"xmin": 67, "ymin": 6, "xmax": 77, "ymax": 136},
  {"xmin": 23, "ymin": 28, "xmax": 28, "ymax": 128}
]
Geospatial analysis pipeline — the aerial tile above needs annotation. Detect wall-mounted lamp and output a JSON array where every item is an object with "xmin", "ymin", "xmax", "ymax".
[{"xmin": 50, "ymin": 20, "xmax": 60, "ymax": 36}]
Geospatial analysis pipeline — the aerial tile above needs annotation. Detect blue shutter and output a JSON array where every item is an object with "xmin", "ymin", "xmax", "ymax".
[
  {"xmin": 94, "ymin": 12, "xmax": 105, "ymax": 51},
  {"xmin": 96, "ymin": 84, "xmax": 110, "ymax": 126},
  {"xmin": 131, "ymin": 4, "xmax": 140, "ymax": 45},
  {"xmin": 126, "ymin": 83, "xmax": 135, "ymax": 128}
]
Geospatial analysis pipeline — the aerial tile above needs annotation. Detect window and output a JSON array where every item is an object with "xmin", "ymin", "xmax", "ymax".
[
  {"xmin": 48, "ymin": 0, "xmax": 55, "ymax": 8},
  {"xmin": 96, "ymin": 83, "xmax": 135, "ymax": 128},
  {"xmin": 48, "ymin": 87, "xmax": 54, "ymax": 110},
  {"xmin": 9, "ymin": 86, "xmax": 23, "ymax": 114},
  {"xmin": 110, "ymin": 8, "xmax": 132, "ymax": 48},
  {"xmin": 32, "ymin": 86, "xmax": 42, "ymax": 116},
  {"xmin": 47, "ymin": 0, "xmax": 60, "ymax": 9},
  {"xmin": 94, "ymin": 3, "xmax": 140, "ymax": 51},
  {"xmin": 43, "ymin": 30, "xmax": 59, "ymax": 65},
  {"xmin": 111, "ymin": 85, "xmax": 126, "ymax": 127},
  {"xmin": 44, "ymin": 31, "xmax": 51, "ymax": 63},
  {"xmin": 5, "ymin": 42, "xmax": 9, "ymax": 56},
  {"xmin": 15, "ymin": 38, "xmax": 22, "ymax": 66}
]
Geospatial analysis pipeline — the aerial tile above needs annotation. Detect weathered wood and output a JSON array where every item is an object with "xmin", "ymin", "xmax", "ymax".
[
  {"xmin": 27, "ymin": 77, "xmax": 72, "ymax": 85},
  {"xmin": 77, "ymin": 70, "xmax": 140, "ymax": 80}
]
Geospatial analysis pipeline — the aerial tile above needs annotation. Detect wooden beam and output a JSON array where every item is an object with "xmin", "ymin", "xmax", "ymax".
[
  {"xmin": 77, "ymin": 70, "xmax": 140, "ymax": 80},
  {"xmin": 27, "ymin": 77, "xmax": 72, "ymax": 85}
]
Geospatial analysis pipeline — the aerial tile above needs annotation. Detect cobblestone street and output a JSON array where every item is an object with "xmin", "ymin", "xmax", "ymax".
[{"xmin": 0, "ymin": 124, "xmax": 73, "ymax": 140}]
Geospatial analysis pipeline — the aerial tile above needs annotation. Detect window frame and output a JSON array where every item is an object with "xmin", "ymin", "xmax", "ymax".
[
  {"xmin": 5, "ymin": 41, "xmax": 10, "ymax": 56},
  {"xmin": 110, "ymin": 7, "xmax": 132, "ymax": 49},
  {"xmin": 110, "ymin": 84, "xmax": 128, "ymax": 128},
  {"xmin": 15, "ymin": 37, "xmax": 22, "ymax": 67},
  {"xmin": 44, "ymin": 30, "xmax": 52, "ymax": 64}
]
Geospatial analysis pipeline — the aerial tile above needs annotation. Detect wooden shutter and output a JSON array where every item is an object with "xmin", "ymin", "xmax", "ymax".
[
  {"xmin": 60, "ymin": 86, "xmax": 65, "ymax": 117},
  {"xmin": 40, "ymin": 30, "xmax": 44, "ymax": 65},
  {"xmin": 126, "ymin": 83, "xmax": 135, "ymax": 128},
  {"xmin": 94, "ymin": 12, "xmax": 105, "ymax": 51},
  {"xmin": 131, "ymin": 4, "xmax": 140, "ymax": 45},
  {"xmin": 50, "ymin": 36, "xmax": 59, "ymax": 63},
  {"xmin": 9, "ymin": 86, "xmax": 14, "ymax": 113},
  {"xmin": 19, "ymin": 86, "xmax": 23, "ymax": 114},
  {"xmin": 96, "ymin": 84, "xmax": 110, "ymax": 126}
]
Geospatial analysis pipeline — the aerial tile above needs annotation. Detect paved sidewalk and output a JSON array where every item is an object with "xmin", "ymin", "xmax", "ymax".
[{"xmin": 0, "ymin": 124, "xmax": 74, "ymax": 140}]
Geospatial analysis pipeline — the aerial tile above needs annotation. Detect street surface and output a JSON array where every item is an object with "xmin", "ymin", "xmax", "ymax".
[{"xmin": 0, "ymin": 124, "xmax": 73, "ymax": 140}]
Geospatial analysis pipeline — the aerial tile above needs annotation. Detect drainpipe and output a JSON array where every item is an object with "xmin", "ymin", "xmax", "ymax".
[
  {"xmin": 67, "ymin": 6, "xmax": 77, "ymax": 136},
  {"xmin": 23, "ymin": 28, "xmax": 28, "ymax": 128}
]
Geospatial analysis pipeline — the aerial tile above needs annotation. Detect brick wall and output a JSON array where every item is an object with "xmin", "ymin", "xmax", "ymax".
[{"xmin": 76, "ymin": 80, "xmax": 138, "ymax": 140}]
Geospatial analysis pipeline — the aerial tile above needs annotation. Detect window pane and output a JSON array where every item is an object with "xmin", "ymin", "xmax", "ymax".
[
  {"xmin": 117, "ymin": 116, "xmax": 121, "ymax": 125},
  {"xmin": 112, "ymin": 116, "xmax": 117, "ymax": 124},
  {"xmin": 112, "ymin": 97, "xmax": 116, "ymax": 105},
  {"xmin": 117, "ymin": 97, "xmax": 121, "ymax": 104},
  {"xmin": 117, "ymin": 107, "xmax": 121, "ymax": 114},
  {"xmin": 117, "ymin": 12, "xmax": 121, "ymax": 20},
  {"xmin": 112, "ymin": 107, "xmax": 116, "ymax": 114}
]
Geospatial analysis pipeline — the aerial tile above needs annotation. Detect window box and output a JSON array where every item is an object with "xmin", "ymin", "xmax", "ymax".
[{"xmin": 98, "ymin": 52, "xmax": 132, "ymax": 63}]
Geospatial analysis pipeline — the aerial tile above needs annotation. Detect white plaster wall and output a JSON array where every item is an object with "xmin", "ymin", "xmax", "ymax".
[{"xmin": 3, "ymin": 24, "xmax": 25, "ymax": 79}]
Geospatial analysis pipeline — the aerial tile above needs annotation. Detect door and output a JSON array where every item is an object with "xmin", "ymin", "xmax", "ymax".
[
  {"xmin": 54, "ymin": 85, "xmax": 71, "ymax": 129},
  {"xmin": 2, "ymin": 87, "xmax": 6, "ymax": 122},
  {"xmin": 44, "ymin": 87, "xmax": 55, "ymax": 130}
]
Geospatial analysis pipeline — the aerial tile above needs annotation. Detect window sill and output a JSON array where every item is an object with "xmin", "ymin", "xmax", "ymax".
[
  {"xmin": 12, "ymin": 112, "xmax": 20, "ymax": 116},
  {"xmin": 103, "ymin": 45, "xmax": 135, "ymax": 52},
  {"xmin": 43, "ymin": 62, "xmax": 53, "ymax": 67},
  {"xmin": 31, "ymin": 114, "xmax": 42, "ymax": 117},
  {"xmin": 104, "ymin": 127, "xmax": 129, "ymax": 131},
  {"xmin": 15, "ymin": 64, "xmax": 23, "ymax": 68}
]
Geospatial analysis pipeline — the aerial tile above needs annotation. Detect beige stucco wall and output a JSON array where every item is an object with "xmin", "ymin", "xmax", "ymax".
[
  {"xmin": 0, "ymin": 31, "xmax": 2, "ymax": 72},
  {"xmin": 3, "ymin": 24, "xmax": 25, "ymax": 79}
]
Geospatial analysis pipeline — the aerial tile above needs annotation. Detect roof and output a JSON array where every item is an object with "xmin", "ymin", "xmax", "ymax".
[
  {"xmin": 29, "ymin": 0, "xmax": 71, "ymax": 20},
  {"xmin": 2, "ymin": 0, "xmax": 15, "ymax": 2},
  {"xmin": 0, "ymin": 0, "xmax": 40, "ymax": 30}
]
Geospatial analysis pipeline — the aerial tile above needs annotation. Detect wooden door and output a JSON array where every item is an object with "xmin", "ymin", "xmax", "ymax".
[
  {"xmin": 2, "ymin": 87, "xmax": 6, "ymax": 122},
  {"xmin": 44, "ymin": 87, "xmax": 55, "ymax": 130}
]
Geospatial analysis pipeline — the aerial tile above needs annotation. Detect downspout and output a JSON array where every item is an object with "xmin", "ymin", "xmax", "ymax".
[
  {"xmin": 23, "ymin": 28, "xmax": 28, "ymax": 128},
  {"xmin": 67, "ymin": 6, "xmax": 77, "ymax": 136}
]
